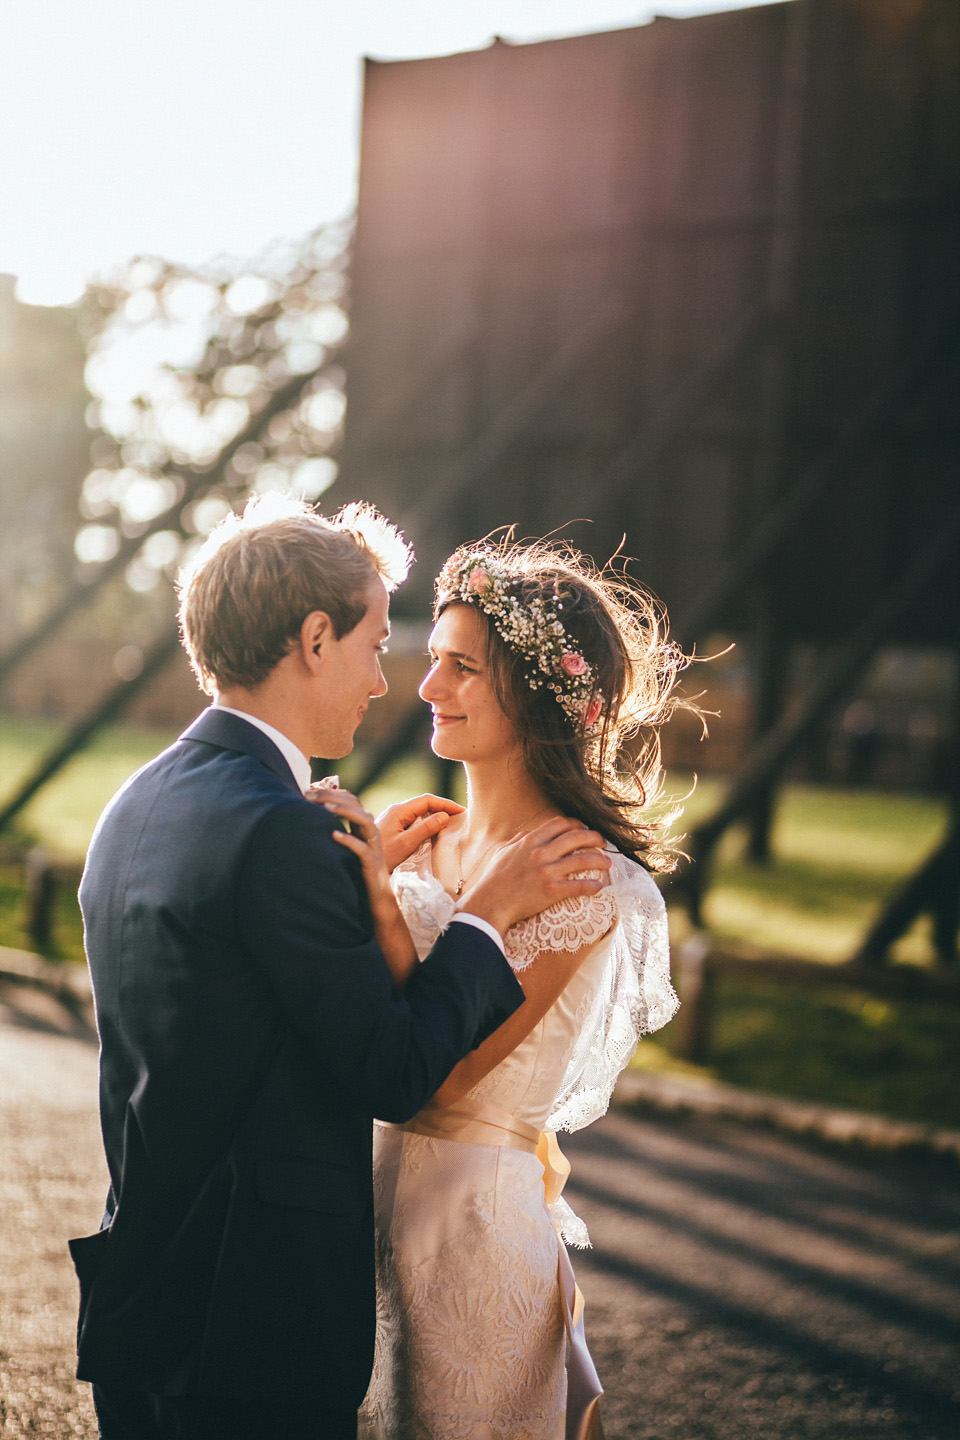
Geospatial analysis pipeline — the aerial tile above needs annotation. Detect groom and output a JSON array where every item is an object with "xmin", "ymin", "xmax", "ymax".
[{"xmin": 72, "ymin": 497, "xmax": 609, "ymax": 1440}]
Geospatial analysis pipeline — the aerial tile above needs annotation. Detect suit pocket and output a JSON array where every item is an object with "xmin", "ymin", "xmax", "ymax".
[
  {"xmin": 68, "ymin": 1228, "xmax": 112, "ymax": 1340},
  {"xmin": 69, "ymin": 1228, "xmax": 111, "ymax": 1289},
  {"xmin": 255, "ymin": 1157, "xmax": 362, "ymax": 1214}
]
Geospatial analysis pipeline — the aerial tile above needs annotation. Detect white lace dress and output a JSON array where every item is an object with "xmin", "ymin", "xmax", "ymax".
[{"xmin": 358, "ymin": 843, "xmax": 678, "ymax": 1440}]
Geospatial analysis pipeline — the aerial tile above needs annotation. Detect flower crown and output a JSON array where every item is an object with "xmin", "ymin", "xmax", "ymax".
[{"xmin": 437, "ymin": 548, "xmax": 603, "ymax": 731}]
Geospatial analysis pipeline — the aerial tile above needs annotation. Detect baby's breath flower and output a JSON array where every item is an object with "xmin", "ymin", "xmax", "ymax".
[{"xmin": 438, "ymin": 549, "xmax": 602, "ymax": 730}]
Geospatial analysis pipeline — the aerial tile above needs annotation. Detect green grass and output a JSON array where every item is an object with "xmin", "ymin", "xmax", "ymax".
[
  {"xmin": 666, "ymin": 775, "xmax": 947, "ymax": 966},
  {"xmin": 0, "ymin": 714, "xmax": 180, "ymax": 859},
  {"xmin": 1, "ymin": 716, "xmax": 957, "ymax": 1126},
  {"xmin": 0, "ymin": 856, "xmax": 88, "ymax": 963},
  {"xmin": 636, "ymin": 976, "xmax": 960, "ymax": 1129},
  {"xmin": 0, "ymin": 716, "xmax": 181, "ymax": 964},
  {"xmin": 642, "ymin": 775, "xmax": 958, "ymax": 1125}
]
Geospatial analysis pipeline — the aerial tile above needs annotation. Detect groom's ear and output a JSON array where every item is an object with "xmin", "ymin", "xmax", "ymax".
[{"xmin": 300, "ymin": 610, "xmax": 334, "ymax": 672}]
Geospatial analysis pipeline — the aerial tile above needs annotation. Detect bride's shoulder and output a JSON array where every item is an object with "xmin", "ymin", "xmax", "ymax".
[
  {"xmin": 503, "ymin": 846, "xmax": 662, "ymax": 970},
  {"xmin": 606, "ymin": 849, "xmax": 667, "ymax": 914},
  {"xmin": 392, "ymin": 837, "xmax": 666, "ymax": 970}
]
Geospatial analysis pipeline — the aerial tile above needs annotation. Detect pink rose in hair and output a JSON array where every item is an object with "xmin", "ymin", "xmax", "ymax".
[
  {"xmin": 584, "ymin": 696, "xmax": 603, "ymax": 729},
  {"xmin": 468, "ymin": 568, "xmax": 491, "ymax": 593},
  {"xmin": 561, "ymin": 651, "xmax": 588, "ymax": 676}
]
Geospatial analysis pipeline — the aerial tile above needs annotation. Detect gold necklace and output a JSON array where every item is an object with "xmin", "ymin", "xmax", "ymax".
[{"xmin": 454, "ymin": 804, "xmax": 551, "ymax": 897}]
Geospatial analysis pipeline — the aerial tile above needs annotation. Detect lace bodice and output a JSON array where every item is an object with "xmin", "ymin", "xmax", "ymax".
[{"xmin": 393, "ymin": 842, "xmax": 677, "ymax": 1135}]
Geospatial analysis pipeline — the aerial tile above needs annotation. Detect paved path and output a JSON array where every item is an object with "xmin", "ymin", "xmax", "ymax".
[
  {"xmin": 0, "ymin": 983, "xmax": 105, "ymax": 1438},
  {"xmin": 1, "ymin": 983, "xmax": 958, "ymax": 1440}
]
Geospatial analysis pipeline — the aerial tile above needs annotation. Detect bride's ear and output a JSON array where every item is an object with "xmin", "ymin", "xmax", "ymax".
[{"xmin": 300, "ymin": 610, "xmax": 334, "ymax": 672}]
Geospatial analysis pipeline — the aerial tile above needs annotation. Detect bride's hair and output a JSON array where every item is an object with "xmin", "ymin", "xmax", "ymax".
[{"xmin": 434, "ymin": 537, "xmax": 692, "ymax": 872}]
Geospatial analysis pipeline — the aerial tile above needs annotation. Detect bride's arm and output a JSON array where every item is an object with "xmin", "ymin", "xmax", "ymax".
[
  {"xmin": 431, "ymin": 928, "xmax": 612, "ymax": 1107},
  {"xmin": 307, "ymin": 787, "xmax": 418, "ymax": 986}
]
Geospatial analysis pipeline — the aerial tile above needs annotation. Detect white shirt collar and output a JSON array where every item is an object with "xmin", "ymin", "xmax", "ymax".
[{"xmin": 212, "ymin": 702, "xmax": 312, "ymax": 793}]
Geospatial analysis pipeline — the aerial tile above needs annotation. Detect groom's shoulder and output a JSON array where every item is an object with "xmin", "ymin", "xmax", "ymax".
[
  {"xmin": 152, "ymin": 731, "xmax": 343, "ymax": 850},
  {"xmin": 86, "ymin": 738, "xmax": 345, "ymax": 899},
  {"xmin": 242, "ymin": 785, "xmax": 343, "ymax": 866},
  {"xmin": 92, "ymin": 728, "xmax": 310, "ymax": 843}
]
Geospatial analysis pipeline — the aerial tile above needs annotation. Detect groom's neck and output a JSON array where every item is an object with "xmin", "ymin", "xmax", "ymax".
[{"xmin": 216, "ymin": 672, "xmax": 310, "ymax": 764}]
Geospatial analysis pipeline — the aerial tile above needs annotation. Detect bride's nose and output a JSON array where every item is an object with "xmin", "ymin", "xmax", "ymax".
[{"xmin": 419, "ymin": 661, "xmax": 443, "ymax": 703}]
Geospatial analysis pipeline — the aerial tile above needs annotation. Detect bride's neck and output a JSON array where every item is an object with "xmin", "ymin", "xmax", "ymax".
[{"xmin": 462, "ymin": 758, "xmax": 552, "ymax": 839}]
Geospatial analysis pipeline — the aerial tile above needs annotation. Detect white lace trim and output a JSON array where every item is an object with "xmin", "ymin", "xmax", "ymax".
[
  {"xmin": 392, "ymin": 841, "xmax": 678, "ymax": 1135},
  {"xmin": 502, "ymin": 883, "xmax": 617, "ymax": 971},
  {"xmin": 549, "ymin": 1195, "xmax": 591, "ymax": 1250},
  {"xmin": 547, "ymin": 850, "xmax": 678, "ymax": 1134}
]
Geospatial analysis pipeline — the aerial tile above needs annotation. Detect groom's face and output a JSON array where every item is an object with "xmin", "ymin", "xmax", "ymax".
[{"xmin": 313, "ymin": 575, "xmax": 390, "ymax": 757}]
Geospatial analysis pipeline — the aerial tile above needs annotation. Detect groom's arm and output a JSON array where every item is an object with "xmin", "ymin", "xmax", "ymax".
[{"xmin": 236, "ymin": 798, "xmax": 523, "ymax": 1122}]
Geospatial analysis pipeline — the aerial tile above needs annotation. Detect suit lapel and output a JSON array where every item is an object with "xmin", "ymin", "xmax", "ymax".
[{"xmin": 181, "ymin": 708, "xmax": 304, "ymax": 794}]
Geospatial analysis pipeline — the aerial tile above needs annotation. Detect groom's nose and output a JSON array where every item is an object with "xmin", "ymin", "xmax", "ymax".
[{"xmin": 372, "ymin": 660, "xmax": 388, "ymax": 698}]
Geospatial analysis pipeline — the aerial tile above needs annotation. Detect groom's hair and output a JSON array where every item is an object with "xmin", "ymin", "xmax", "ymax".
[{"xmin": 178, "ymin": 494, "xmax": 412, "ymax": 694}]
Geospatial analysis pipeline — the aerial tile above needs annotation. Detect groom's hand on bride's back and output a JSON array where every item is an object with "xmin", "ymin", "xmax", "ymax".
[{"xmin": 458, "ymin": 818, "xmax": 612, "ymax": 937}]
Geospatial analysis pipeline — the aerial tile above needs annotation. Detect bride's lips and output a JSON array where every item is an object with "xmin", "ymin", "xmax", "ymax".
[{"xmin": 431, "ymin": 713, "xmax": 464, "ymax": 725}]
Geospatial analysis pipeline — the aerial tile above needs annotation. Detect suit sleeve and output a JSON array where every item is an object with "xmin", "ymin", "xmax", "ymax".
[{"xmin": 235, "ymin": 798, "xmax": 524, "ymax": 1121}]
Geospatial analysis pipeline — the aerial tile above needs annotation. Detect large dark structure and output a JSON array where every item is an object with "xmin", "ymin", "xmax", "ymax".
[
  {"xmin": 340, "ymin": 0, "xmax": 958, "ymax": 632},
  {"xmin": 336, "ymin": 0, "xmax": 960, "ymax": 960}
]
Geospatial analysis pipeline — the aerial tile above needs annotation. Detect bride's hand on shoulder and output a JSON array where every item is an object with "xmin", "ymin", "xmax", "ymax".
[
  {"xmin": 459, "ymin": 817, "xmax": 612, "ymax": 937},
  {"xmin": 305, "ymin": 784, "xmax": 387, "ymax": 885},
  {"xmin": 304, "ymin": 784, "xmax": 418, "ymax": 985},
  {"xmin": 375, "ymin": 793, "xmax": 464, "ymax": 872}
]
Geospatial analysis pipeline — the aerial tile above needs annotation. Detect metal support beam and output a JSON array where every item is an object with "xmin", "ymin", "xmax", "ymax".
[
  {"xmin": 675, "ymin": 502, "xmax": 960, "ymax": 924},
  {"xmin": 853, "ymin": 634, "xmax": 960, "ymax": 966},
  {"xmin": 745, "ymin": 616, "xmax": 789, "ymax": 863},
  {"xmin": 741, "ymin": 0, "xmax": 812, "ymax": 864},
  {"xmin": 0, "ymin": 367, "xmax": 323, "ymax": 689},
  {"xmin": 851, "ymin": 827, "xmax": 960, "ymax": 967},
  {"xmin": 0, "ymin": 626, "xmax": 182, "ymax": 836}
]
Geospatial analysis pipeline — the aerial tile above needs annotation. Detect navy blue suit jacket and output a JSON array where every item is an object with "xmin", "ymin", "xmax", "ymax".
[{"xmin": 72, "ymin": 707, "xmax": 523, "ymax": 1406}]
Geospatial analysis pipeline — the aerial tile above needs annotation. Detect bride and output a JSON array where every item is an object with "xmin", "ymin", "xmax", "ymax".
[{"xmin": 315, "ymin": 539, "xmax": 686, "ymax": 1440}]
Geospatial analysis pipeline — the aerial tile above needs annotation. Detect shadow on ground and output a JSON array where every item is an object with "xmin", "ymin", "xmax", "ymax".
[{"xmin": 565, "ymin": 1111, "xmax": 960, "ymax": 1439}]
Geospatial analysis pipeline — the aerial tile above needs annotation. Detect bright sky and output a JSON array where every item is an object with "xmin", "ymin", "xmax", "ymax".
[{"xmin": 1, "ymin": 0, "xmax": 781, "ymax": 306}]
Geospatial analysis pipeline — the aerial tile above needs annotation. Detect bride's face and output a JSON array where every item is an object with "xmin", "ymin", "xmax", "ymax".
[{"xmin": 420, "ymin": 605, "xmax": 521, "ymax": 766}]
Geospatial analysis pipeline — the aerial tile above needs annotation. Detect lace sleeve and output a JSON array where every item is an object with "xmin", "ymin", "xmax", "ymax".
[
  {"xmin": 547, "ymin": 852, "xmax": 678, "ymax": 1134},
  {"xmin": 502, "ymin": 883, "xmax": 618, "ymax": 972},
  {"xmin": 391, "ymin": 841, "xmax": 620, "ymax": 970}
]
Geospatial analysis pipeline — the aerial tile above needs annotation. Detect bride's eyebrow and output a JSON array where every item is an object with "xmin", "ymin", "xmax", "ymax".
[{"xmin": 428, "ymin": 645, "xmax": 481, "ymax": 665}]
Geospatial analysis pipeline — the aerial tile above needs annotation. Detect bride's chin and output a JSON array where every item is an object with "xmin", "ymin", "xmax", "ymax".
[{"xmin": 430, "ymin": 735, "xmax": 460, "ymax": 761}]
